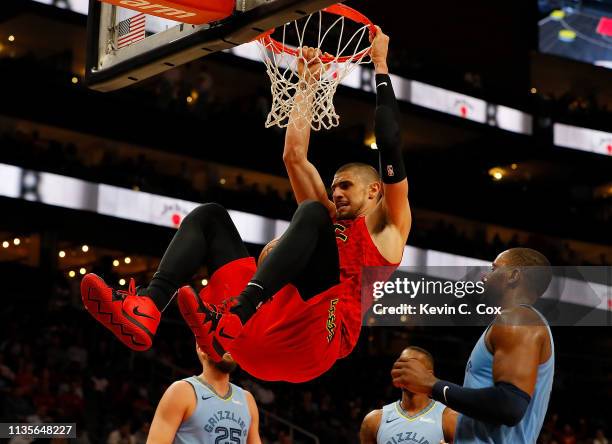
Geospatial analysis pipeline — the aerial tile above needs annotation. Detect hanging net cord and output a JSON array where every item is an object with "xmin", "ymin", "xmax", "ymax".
[{"xmin": 258, "ymin": 10, "xmax": 373, "ymax": 131}]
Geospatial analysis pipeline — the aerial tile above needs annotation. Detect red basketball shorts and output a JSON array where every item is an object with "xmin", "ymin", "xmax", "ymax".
[{"xmin": 199, "ymin": 257, "xmax": 349, "ymax": 382}]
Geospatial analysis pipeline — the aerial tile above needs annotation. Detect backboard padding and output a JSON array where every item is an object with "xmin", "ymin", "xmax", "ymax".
[{"xmin": 85, "ymin": 0, "xmax": 339, "ymax": 91}]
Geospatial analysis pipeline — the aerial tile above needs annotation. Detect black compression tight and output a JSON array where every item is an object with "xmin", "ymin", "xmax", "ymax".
[
  {"xmin": 252, "ymin": 200, "xmax": 340, "ymax": 301},
  {"xmin": 147, "ymin": 201, "xmax": 340, "ymax": 313},
  {"xmin": 147, "ymin": 203, "xmax": 249, "ymax": 308}
]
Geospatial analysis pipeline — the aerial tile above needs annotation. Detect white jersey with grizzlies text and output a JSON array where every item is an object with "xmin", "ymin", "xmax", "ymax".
[
  {"xmin": 455, "ymin": 305, "xmax": 554, "ymax": 443},
  {"xmin": 377, "ymin": 400, "xmax": 446, "ymax": 444},
  {"xmin": 174, "ymin": 376, "xmax": 251, "ymax": 444}
]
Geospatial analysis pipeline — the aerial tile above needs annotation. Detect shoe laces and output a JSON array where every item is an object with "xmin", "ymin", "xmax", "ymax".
[
  {"xmin": 116, "ymin": 278, "xmax": 137, "ymax": 299},
  {"xmin": 219, "ymin": 296, "xmax": 239, "ymax": 314}
]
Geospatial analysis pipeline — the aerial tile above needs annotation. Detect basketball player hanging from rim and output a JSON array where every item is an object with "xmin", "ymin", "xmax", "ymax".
[{"xmin": 81, "ymin": 26, "xmax": 412, "ymax": 383}]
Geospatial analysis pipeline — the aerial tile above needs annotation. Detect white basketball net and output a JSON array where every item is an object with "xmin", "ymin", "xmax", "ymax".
[{"xmin": 257, "ymin": 8, "xmax": 372, "ymax": 131}]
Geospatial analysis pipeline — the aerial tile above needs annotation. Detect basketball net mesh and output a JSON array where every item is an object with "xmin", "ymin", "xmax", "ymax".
[{"xmin": 258, "ymin": 10, "xmax": 372, "ymax": 131}]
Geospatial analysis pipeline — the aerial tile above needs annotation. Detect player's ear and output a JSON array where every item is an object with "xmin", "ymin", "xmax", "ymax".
[
  {"xmin": 508, "ymin": 268, "xmax": 521, "ymax": 287},
  {"xmin": 196, "ymin": 343, "xmax": 207, "ymax": 359},
  {"xmin": 368, "ymin": 181, "xmax": 381, "ymax": 199}
]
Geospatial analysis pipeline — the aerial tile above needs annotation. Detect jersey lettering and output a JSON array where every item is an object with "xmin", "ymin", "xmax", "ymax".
[
  {"xmin": 326, "ymin": 298, "xmax": 339, "ymax": 342},
  {"xmin": 334, "ymin": 223, "xmax": 348, "ymax": 242},
  {"xmin": 385, "ymin": 432, "xmax": 430, "ymax": 443}
]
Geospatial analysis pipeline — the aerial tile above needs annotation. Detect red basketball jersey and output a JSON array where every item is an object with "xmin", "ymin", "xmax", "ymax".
[
  {"xmin": 201, "ymin": 216, "xmax": 402, "ymax": 382},
  {"xmin": 332, "ymin": 216, "xmax": 400, "ymax": 356},
  {"xmin": 334, "ymin": 216, "xmax": 398, "ymax": 278}
]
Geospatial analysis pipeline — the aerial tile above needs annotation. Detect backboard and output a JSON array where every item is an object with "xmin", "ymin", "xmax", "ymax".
[{"xmin": 85, "ymin": 0, "xmax": 338, "ymax": 91}]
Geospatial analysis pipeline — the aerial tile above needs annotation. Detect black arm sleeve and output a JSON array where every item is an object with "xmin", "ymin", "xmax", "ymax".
[
  {"xmin": 431, "ymin": 380, "xmax": 531, "ymax": 427},
  {"xmin": 375, "ymin": 74, "xmax": 405, "ymax": 184}
]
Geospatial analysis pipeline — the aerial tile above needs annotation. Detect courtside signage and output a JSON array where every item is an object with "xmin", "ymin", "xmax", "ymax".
[{"xmin": 554, "ymin": 123, "xmax": 612, "ymax": 156}]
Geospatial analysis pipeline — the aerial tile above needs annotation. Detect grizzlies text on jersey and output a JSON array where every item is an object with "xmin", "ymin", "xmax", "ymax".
[
  {"xmin": 377, "ymin": 400, "xmax": 446, "ymax": 444},
  {"xmin": 174, "ymin": 376, "xmax": 251, "ymax": 444}
]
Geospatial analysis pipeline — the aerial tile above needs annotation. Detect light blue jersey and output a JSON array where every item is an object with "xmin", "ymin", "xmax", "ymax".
[
  {"xmin": 377, "ymin": 400, "xmax": 447, "ymax": 444},
  {"xmin": 174, "ymin": 376, "xmax": 251, "ymax": 444},
  {"xmin": 455, "ymin": 306, "xmax": 554, "ymax": 443}
]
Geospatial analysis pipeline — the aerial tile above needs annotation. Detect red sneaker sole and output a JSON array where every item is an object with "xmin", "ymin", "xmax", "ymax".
[
  {"xmin": 81, "ymin": 274, "xmax": 153, "ymax": 351},
  {"xmin": 177, "ymin": 287, "xmax": 208, "ymax": 342},
  {"xmin": 177, "ymin": 287, "xmax": 223, "ymax": 358}
]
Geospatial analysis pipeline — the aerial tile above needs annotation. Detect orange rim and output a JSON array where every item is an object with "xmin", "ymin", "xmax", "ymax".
[{"xmin": 258, "ymin": 3, "xmax": 376, "ymax": 64}]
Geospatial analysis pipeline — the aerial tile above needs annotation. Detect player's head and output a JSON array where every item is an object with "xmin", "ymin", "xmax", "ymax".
[
  {"xmin": 332, "ymin": 163, "xmax": 382, "ymax": 219},
  {"xmin": 196, "ymin": 344, "xmax": 237, "ymax": 374},
  {"xmin": 483, "ymin": 248, "xmax": 552, "ymax": 303},
  {"xmin": 398, "ymin": 346, "xmax": 434, "ymax": 395},
  {"xmin": 399, "ymin": 346, "xmax": 434, "ymax": 371}
]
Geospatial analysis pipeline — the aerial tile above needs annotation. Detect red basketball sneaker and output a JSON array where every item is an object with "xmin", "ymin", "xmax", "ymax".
[
  {"xmin": 81, "ymin": 274, "xmax": 161, "ymax": 351},
  {"xmin": 178, "ymin": 286, "xmax": 243, "ymax": 362}
]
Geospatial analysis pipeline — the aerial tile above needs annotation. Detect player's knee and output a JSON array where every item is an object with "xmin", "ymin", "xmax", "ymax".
[
  {"xmin": 184, "ymin": 202, "xmax": 230, "ymax": 226},
  {"xmin": 294, "ymin": 200, "xmax": 331, "ymax": 226}
]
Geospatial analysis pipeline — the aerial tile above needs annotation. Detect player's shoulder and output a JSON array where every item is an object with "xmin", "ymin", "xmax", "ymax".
[
  {"xmin": 240, "ymin": 389, "xmax": 259, "ymax": 417},
  {"xmin": 362, "ymin": 408, "xmax": 383, "ymax": 426},
  {"xmin": 495, "ymin": 305, "xmax": 546, "ymax": 327},
  {"xmin": 166, "ymin": 380, "xmax": 197, "ymax": 397},
  {"xmin": 489, "ymin": 305, "xmax": 550, "ymax": 348},
  {"xmin": 158, "ymin": 380, "xmax": 197, "ymax": 410},
  {"xmin": 442, "ymin": 406, "xmax": 459, "ymax": 420},
  {"xmin": 240, "ymin": 389, "xmax": 257, "ymax": 407},
  {"xmin": 361, "ymin": 409, "xmax": 383, "ymax": 439},
  {"xmin": 242, "ymin": 388, "xmax": 256, "ymax": 403}
]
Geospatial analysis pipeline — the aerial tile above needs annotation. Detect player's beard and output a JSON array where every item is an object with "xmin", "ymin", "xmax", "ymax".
[
  {"xmin": 336, "ymin": 211, "xmax": 353, "ymax": 220},
  {"xmin": 336, "ymin": 202, "xmax": 359, "ymax": 220},
  {"xmin": 213, "ymin": 359, "xmax": 238, "ymax": 374},
  {"xmin": 482, "ymin": 279, "xmax": 503, "ymax": 306}
]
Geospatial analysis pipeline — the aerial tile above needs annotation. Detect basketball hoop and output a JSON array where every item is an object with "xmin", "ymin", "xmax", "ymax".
[{"xmin": 257, "ymin": 4, "xmax": 376, "ymax": 131}]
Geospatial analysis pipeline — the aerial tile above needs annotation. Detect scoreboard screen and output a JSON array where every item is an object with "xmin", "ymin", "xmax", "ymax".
[{"xmin": 538, "ymin": 0, "xmax": 612, "ymax": 69}]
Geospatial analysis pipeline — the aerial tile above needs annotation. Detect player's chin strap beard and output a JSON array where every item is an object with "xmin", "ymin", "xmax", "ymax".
[{"xmin": 213, "ymin": 359, "xmax": 238, "ymax": 374}]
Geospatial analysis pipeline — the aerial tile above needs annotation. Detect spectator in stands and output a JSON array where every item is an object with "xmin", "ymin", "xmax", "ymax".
[
  {"xmin": 274, "ymin": 430, "xmax": 292, "ymax": 444},
  {"xmin": 594, "ymin": 429, "xmax": 609, "ymax": 444},
  {"xmin": 0, "ymin": 352, "xmax": 15, "ymax": 391},
  {"xmin": 2, "ymin": 386, "xmax": 34, "ymax": 420},
  {"xmin": 107, "ymin": 421, "xmax": 135, "ymax": 444},
  {"xmin": 559, "ymin": 424, "xmax": 577, "ymax": 444},
  {"xmin": 132, "ymin": 421, "xmax": 150, "ymax": 444}
]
